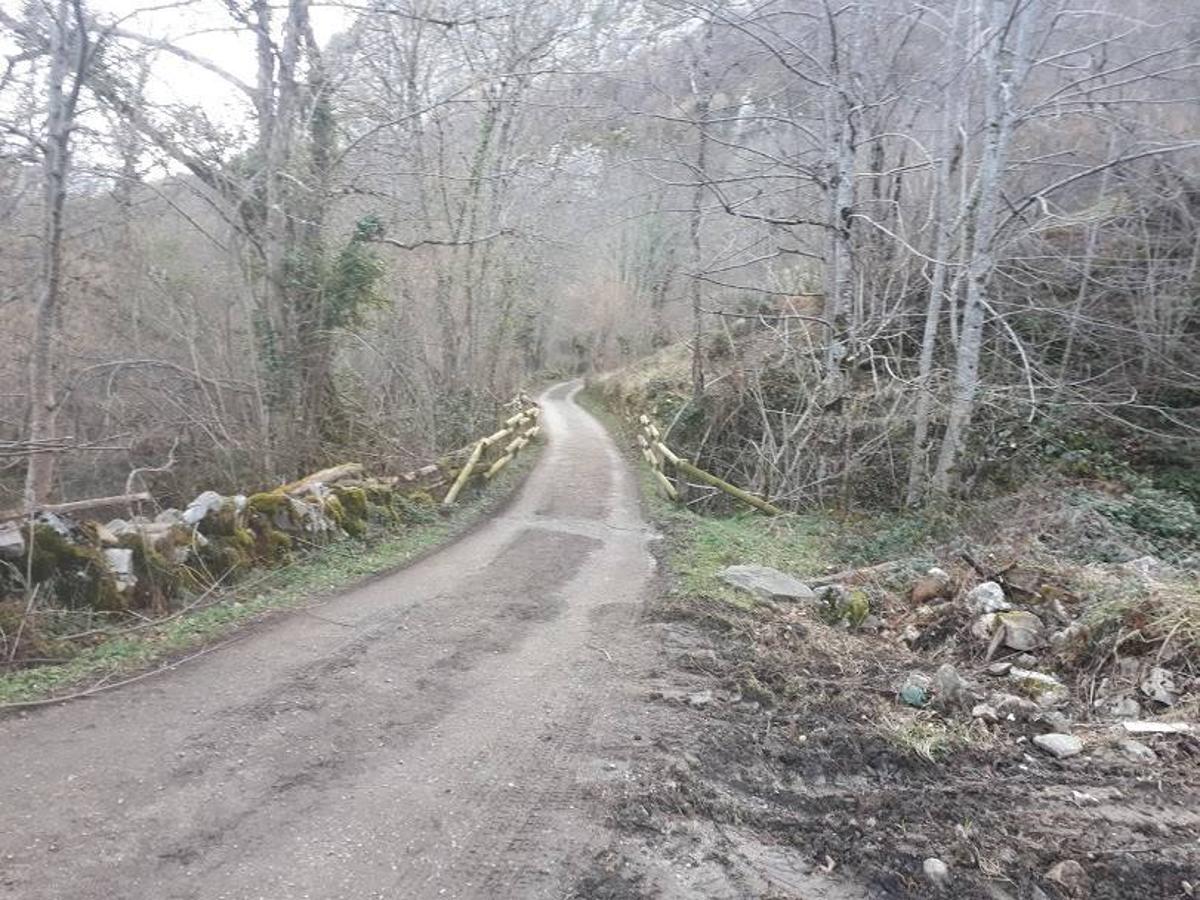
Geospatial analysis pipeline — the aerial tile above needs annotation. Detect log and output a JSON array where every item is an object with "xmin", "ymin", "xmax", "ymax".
[
  {"xmin": 1, "ymin": 491, "xmax": 154, "ymax": 521},
  {"xmin": 652, "ymin": 469, "xmax": 679, "ymax": 501},
  {"xmin": 481, "ymin": 427, "xmax": 512, "ymax": 448},
  {"xmin": 524, "ymin": 426, "xmax": 541, "ymax": 440},
  {"xmin": 504, "ymin": 435, "xmax": 528, "ymax": 455},
  {"xmin": 504, "ymin": 411, "xmax": 529, "ymax": 428},
  {"xmin": 655, "ymin": 441, "xmax": 681, "ymax": 466},
  {"xmin": 484, "ymin": 452, "xmax": 515, "ymax": 480},
  {"xmin": 674, "ymin": 458, "xmax": 781, "ymax": 515},
  {"xmin": 443, "ymin": 440, "xmax": 485, "ymax": 506},
  {"xmin": 285, "ymin": 463, "xmax": 364, "ymax": 494}
]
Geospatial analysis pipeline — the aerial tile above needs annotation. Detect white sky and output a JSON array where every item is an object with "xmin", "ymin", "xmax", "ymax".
[{"xmin": 93, "ymin": 0, "xmax": 350, "ymax": 120}]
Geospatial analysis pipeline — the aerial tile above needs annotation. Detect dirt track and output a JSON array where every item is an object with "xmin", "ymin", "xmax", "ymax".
[{"xmin": 0, "ymin": 382, "xmax": 675, "ymax": 899}]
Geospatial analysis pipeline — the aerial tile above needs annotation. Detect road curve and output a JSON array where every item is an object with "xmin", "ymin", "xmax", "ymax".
[{"xmin": 0, "ymin": 382, "xmax": 660, "ymax": 900}]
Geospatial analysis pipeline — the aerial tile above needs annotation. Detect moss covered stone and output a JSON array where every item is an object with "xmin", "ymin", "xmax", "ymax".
[
  {"xmin": 25, "ymin": 525, "xmax": 125, "ymax": 611},
  {"xmin": 331, "ymin": 486, "xmax": 369, "ymax": 538}
]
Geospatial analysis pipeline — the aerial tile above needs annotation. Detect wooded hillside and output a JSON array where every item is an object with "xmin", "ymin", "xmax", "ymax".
[{"xmin": 2, "ymin": 0, "xmax": 1197, "ymax": 513}]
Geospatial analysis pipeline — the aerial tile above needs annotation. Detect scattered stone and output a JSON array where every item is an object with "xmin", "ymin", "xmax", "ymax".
[
  {"xmin": 972, "ymin": 703, "xmax": 999, "ymax": 724},
  {"xmin": 900, "ymin": 624, "xmax": 921, "ymax": 645},
  {"xmin": 102, "ymin": 548, "xmax": 137, "ymax": 593},
  {"xmin": 933, "ymin": 663, "xmax": 972, "ymax": 709},
  {"xmin": 985, "ymin": 662, "xmax": 1012, "ymax": 677},
  {"xmin": 911, "ymin": 568, "xmax": 952, "ymax": 604},
  {"xmin": 998, "ymin": 611, "xmax": 1045, "ymax": 651},
  {"xmin": 1117, "ymin": 739, "xmax": 1157, "ymax": 764},
  {"xmin": 718, "ymin": 565, "xmax": 815, "ymax": 603},
  {"xmin": 1033, "ymin": 733, "xmax": 1083, "ymax": 759},
  {"xmin": 37, "ymin": 512, "xmax": 73, "ymax": 536},
  {"xmin": 1008, "ymin": 667, "xmax": 1069, "ymax": 707},
  {"xmin": 995, "ymin": 693, "xmax": 1041, "ymax": 721},
  {"xmin": 1013, "ymin": 653, "xmax": 1040, "ymax": 667},
  {"xmin": 966, "ymin": 581, "xmax": 1011, "ymax": 614},
  {"xmin": 182, "ymin": 490, "xmax": 225, "ymax": 526},
  {"xmin": 898, "ymin": 671, "xmax": 931, "ymax": 708},
  {"xmin": 1050, "ymin": 622, "xmax": 1088, "ymax": 651},
  {"xmin": 0, "ymin": 522, "xmax": 25, "ymax": 560},
  {"xmin": 1045, "ymin": 859, "xmax": 1087, "ymax": 895},
  {"xmin": 1140, "ymin": 666, "xmax": 1180, "ymax": 707},
  {"xmin": 971, "ymin": 613, "xmax": 1000, "ymax": 642},
  {"xmin": 814, "ymin": 583, "xmax": 847, "ymax": 606},
  {"xmin": 1034, "ymin": 710, "xmax": 1072, "ymax": 734},
  {"xmin": 923, "ymin": 857, "xmax": 950, "ymax": 888},
  {"xmin": 1122, "ymin": 720, "xmax": 1190, "ymax": 735},
  {"xmin": 688, "ymin": 690, "xmax": 714, "ymax": 708},
  {"xmin": 1107, "ymin": 697, "xmax": 1141, "ymax": 719}
]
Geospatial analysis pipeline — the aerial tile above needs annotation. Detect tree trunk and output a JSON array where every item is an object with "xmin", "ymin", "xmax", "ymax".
[
  {"xmin": 932, "ymin": 0, "xmax": 1030, "ymax": 494},
  {"xmin": 24, "ymin": 0, "xmax": 85, "ymax": 512}
]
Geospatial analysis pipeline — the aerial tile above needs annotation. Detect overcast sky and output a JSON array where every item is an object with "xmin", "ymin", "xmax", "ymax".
[{"xmin": 94, "ymin": 0, "xmax": 350, "ymax": 121}]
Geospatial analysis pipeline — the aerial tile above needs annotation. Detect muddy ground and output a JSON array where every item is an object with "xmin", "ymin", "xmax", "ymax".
[{"xmin": 581, "ymin": 572, "xmax": 1199, "ymax": 900}]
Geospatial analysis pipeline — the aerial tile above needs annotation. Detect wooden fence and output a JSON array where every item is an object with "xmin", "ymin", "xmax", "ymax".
[
  {"xmin": 634, "ymin": 414, "xmax": 781, "ymax": 516},
  {"xmin": 442, "ymin": 406, "xmax": 541, "ymax": 506}
]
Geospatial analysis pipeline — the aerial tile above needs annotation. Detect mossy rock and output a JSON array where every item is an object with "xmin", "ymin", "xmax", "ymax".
[
  {"xmin": 332, "ymin": 486, "xmax": 369, "ymax": 537},
  {"xmin": 116, "ymin": 533, "xmax": 183, "ymax": 613},
  {"xmin": 24, "ymin": 525, "xmax": 125, "ymax": 611},
  {"xmin": 261, "ymin": 529, "xmax": 294, "ymax": 564},
  {"xmin": 196, "ymin": 498, "xmax": 242, "ymax": 538}
]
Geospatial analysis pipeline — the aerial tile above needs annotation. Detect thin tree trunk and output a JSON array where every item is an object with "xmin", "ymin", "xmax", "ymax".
[
  {"xmin": 24, "ymin": 0, "xmax": 85, "ymax": 512},
  {"xmin": 932, "ymin": 0, "xmax": 1029, "ymax": 494}
]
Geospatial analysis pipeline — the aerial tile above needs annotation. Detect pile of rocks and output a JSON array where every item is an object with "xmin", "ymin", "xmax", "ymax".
[
  {"xmin": 714, "ymin": 559, "xmax": 1195, "ymax": 766},
  {"xmin": 0, "ymin": 463, "xmax": 436, "ymax": 613}
]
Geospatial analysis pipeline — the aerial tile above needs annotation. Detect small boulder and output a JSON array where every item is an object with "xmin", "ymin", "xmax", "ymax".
[
  {"xmin": 154, "ymin": 508, "xmax": 183, "ymax": 526},
  {"xmin": 932, "ymin": 663, "xmax": 972, "ymax": 710},
  {"xmin": 923, "ymin": 857, "xmax": 950, "ymax": 888},
  {"xmin": 718, "ymin": 565, "xmax": 814, "ymax": 603},
  {"xmin": 1118, "ymin": 739, "xmax": 1157, "ymax": 764},
  {"xmin": 1045, "ymin": 859, "xmax": 1087, "ymax": 895},
  {"xmin": 1140, "ymin": 666, "xmax": 1180, "ymax": 707},
  {"xmin": 966, "ymin": 581, "xmax": 1011, "ymax": 614},
  {"xmin": 0, "ymin": 523, "xmax": 26, "ymax": 560},
  {"xmin": 688, "ymin": 690, "xmax": 713, "ymax": 708},
  {"xmin": 898, "ymin": 671, "xmax": 931, "ymax": 708},
  {"xmin": 1033, "ymin": 733, "xmax": 1083, "ymax": 759},
  {"xmin": 971, "ymin": 613, "xmax": 1000, "ymax": 642},
  {"xmin": 911, "ymin": 568, "xmax": 952, "ymax": 604},
  {"xmin": 1008, "ymin": 667, "xmax": 1069, "ymax": 707},
  {"xmin": 998, "ymin": 611, "xmax": 1045, "ymax": 651},
  {"xmin": 102, "ymin": 548, "xmax": 137, "ymax": 593},
  {"xmin": 995, "ymin": 692, "xmax": 1041, "ymax": 722},
  {"xmin": 182, "ymin": 490, "xmax": 225, "ymax": 526},
  {"xmin": 1106, "ymin": 697, "xmax": 1141, "ymax": 719},
  {"xmin": 972, "ymin": 703, "xmax": 999, "ymax": 724}
]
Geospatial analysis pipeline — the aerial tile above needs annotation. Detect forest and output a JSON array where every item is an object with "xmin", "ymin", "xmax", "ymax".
[{"xmin": 1, "ymin": 0, "xmax": 1197, "ymax": 516}]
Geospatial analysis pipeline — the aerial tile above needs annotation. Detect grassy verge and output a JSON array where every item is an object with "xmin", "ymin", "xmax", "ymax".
[
  {"xmin": 0, "ymin": 450, "xmax": 539, "ymax": 707},
  {"xmin": 577, "ymin": 385, "xmax": 832, "ymax": 610}
]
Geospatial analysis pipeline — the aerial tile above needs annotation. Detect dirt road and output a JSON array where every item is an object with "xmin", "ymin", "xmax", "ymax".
[{"xmin": 0, "ymin": 382, "xmax": 668, "ymax": 900}]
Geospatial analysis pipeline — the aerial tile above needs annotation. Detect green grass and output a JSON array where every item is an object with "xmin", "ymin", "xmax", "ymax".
[
  {"xmin": 577, "ymin": 385, "xmax": 830, "ymax": 609},
  {"xmin": 0, "ymin": 451, "xmax": 538, "ymax": 707}
]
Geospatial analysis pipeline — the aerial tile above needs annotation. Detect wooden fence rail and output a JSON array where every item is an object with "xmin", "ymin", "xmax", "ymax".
[
  {"xmin": 633, "ymin": 414, "xmax": 781, "ymax": 516},
  {"xmin": 442, "ymin": 406, "xmax": 541, "ymax": 507}
]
